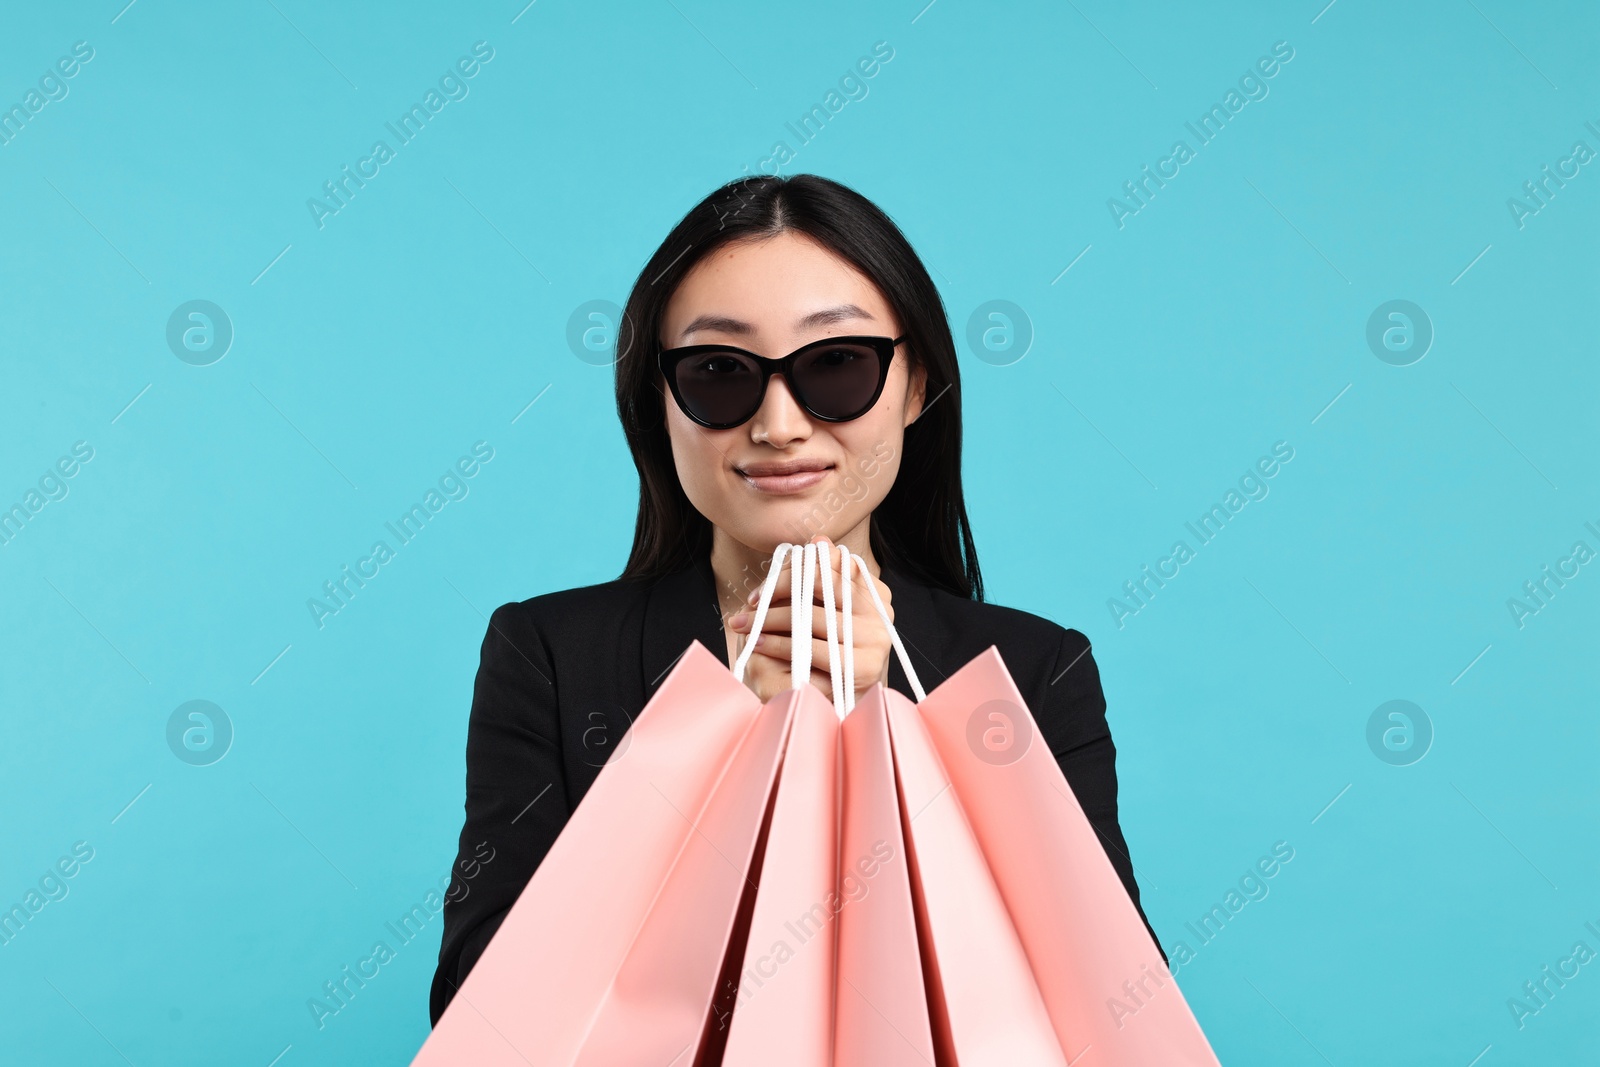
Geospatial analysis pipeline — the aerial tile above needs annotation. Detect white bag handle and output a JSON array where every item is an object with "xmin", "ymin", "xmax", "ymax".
[
  {"xmin": 836, "ymin": 546, "xmax": 926, "ymax": 708},
  {"xmin": 732, "ymin": 543, "xmax": 848, "ymax": 715},
  {"xmin": 816, "ymin": 542, "xmax": 845, "ymax": 713},
  {"xmin": 840, "ymin": 548, "xmax": 855, "ymax": 704},
  {"xmin": 732, "ymin": 542, "xmax": 793, "ymax": 685},
  {"xmin": 732, "ymin": 541, "xmax": 924, "ymax": 715}
]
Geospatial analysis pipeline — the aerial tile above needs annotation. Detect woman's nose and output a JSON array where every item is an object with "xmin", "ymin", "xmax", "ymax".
[{"xmin": 748, "ymin": 374, "xmax": 811, "ymax": 446}]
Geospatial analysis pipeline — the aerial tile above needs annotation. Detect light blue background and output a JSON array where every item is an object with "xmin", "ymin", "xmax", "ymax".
[{"xmin": 2, "ymin": 1, "xmax": 1596, "ymax": 1064}]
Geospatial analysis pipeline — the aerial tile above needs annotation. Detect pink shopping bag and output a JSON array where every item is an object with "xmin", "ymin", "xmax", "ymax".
[
  {"xmin": 884, "ymin": 683, "xmax": 1072, "ymax": 1065},
  {"xmin": 416, "ymin": 540, "xmax": 851, "ymax": 1067},
  {"xmin": 412, "ymin": 640, "xmax": 787, "ymax": 1067},
  {"xmin": 719, "ymin": 699, "xmax": 944, "ymax": 1067},
  {"xmin": 570, "ymin": 689, "xmax": 794, "ymax": 1067},
  {"xmin": 824, "ymin": 542, "xmax": 1219, "ymax": 1066},
  {"xmin": 717, "ymin": 682, "xmax": 838, "ymax": 1066},
  {"xmin": 719, "ymin": 540, "xmax": 936, "ymax": 1067},
  {"xmin": 919, "ymin": 648, "xmax": 1221, "ymax": 1066},
  {"xmin": 832, "ymin": 690, "xmax": 936, "ymax": 1067}
]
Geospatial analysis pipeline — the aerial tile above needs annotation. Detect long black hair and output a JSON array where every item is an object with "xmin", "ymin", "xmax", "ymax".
[{"xmin": 613, "ymin": 174, "xmax": 983, "ymax": 602}]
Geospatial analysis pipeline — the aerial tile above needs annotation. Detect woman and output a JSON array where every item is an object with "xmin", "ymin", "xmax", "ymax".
[{"xmin": 429, "ymin": 174, "xmax": 1159, "ymax": 1027}]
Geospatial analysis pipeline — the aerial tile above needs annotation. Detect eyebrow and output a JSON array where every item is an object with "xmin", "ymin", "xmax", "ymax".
[{"xmin": 679, "ymin": 303, "xmax": 875, "ymax": 339}]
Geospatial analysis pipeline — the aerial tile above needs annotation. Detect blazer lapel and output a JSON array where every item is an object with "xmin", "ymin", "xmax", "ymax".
[{"xmin": 640, "ymin": 550, "xmax": 728, "ymax": 702}]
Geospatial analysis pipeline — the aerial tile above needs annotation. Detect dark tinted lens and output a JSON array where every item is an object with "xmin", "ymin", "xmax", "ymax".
[
  {"xmin": 674, "ymin": 350, "xmax": 764, "ymax": 425},
  {"xmin": 793, "ymin": 342, "xmax": 883, "ymax": 419}
]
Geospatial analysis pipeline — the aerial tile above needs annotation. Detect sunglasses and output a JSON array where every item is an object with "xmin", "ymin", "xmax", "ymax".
[{"xmin": 658, "ymin": 334, "xmax": 907, "ymax": 430}]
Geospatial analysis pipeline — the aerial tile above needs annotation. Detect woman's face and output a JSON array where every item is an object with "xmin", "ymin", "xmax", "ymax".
[{"xmin": 659, "ymin": 231, "xmax": 926, "ymax": 555}]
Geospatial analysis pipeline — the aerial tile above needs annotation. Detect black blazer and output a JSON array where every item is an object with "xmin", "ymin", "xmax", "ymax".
[{"xmin": 429, "ymin": 550, "xmax": 1160, "ymax": 1026}]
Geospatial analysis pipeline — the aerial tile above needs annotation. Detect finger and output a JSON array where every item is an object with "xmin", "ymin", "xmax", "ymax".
[
  {"xmin": 748, "ymin": 630, "xmax": 885, "ymax": 693},
  {"xmin": 771, "ymin": 539, "xmax": 846, "ymax": 607},
  {"xmin": 756, "ymin": 559, "xmax": 834, "ymax": 618},
  {"xmin": 753, "ymin": 570, "xmax": 789, "ymax": 607},
  {"xmin": 742, "ymin": 543, "xmax": 870, "ymax": 627},
  {"xmin": 743, "ymin": 643, "xmax": 788, "ymax": 677},
  {"xmin": 748, "ymin": 550, "xmax": 800, "ymax": 606},
  {"xmin": 741, "ymin": 603, "xmax": 846, "ymax": 644},
  {"xmin": 790, "ymin": 538, "xmax": 849, "ymax": 631},
  {"xmin": 860, "ymin": 588, "xmax": 893, "ymax": 625},
  {"xmin": 753, "ymin": 604, "xmax": 792, "ymax": 636},
  {"xmin": 803, "ymin": 588, "xmax": 862, "ymax": 641},
  {"xmin": 746, "ymin": 541, "xmax": 865, "ymax": 611},
  {"xmin": 827, "ymin": 545, "xmax": 889, "ymax": 608},
  {"xmin": 846, "ymin": 577, "xmax": 892, "ymax": 621},
  {"xmin": 808, "ymin": 536, "xmax": 847, "ymax": 606},
  {"xmin": 773, "ymin": 543, "xmax": 892, "ymax": 635},
  {"xmin": 789, "ymin": 585, "xmax": 857, "ymax": 642},
  {"xmin": 751, "ymin": 632, "xmax": 846, "ymax": 669},
  {"xmin": 753, "ymin": 633, "xmax": 789, "ymax": 660},
  {"xmin": 852, "ymin": 570, "xmax": 892, "ymax": 622}
]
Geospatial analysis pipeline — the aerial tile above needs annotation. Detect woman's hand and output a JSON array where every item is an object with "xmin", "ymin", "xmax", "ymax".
[{"xmin": 725, "ymin": 536, "xmax": 894, "ymax": 706}]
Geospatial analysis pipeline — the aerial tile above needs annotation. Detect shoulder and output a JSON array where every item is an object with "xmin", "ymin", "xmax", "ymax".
[
  {"xmin": 903, "ymin": 577, "xmax": 1105, "ymax": 722},
  {"xmin": 478, "ymin": 573, "xmax": 653, "ymax": 660},
  {"xmin": 506, "ymin": 573, "xmax": 650, "ymax": 623},
  {"xmin": 916, "ymin": 587, "xmax": 1110, "ymax": 752},
  {"xmin": 916, "ymin": 580, "xmax": 1091, "ymax": 663}
]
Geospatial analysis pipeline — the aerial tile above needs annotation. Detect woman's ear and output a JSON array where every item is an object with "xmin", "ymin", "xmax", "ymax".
[{"xmin": 903, "ymin": 357, "xmax": 928, "ymax": 426}]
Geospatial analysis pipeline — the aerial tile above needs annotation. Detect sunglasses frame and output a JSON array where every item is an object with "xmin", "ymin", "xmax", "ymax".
[{"xmin": 657, "ymin": 333, "xmax": 908, "ymax": 430}]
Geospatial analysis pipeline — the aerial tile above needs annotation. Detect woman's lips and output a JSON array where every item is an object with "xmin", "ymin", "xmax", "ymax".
[{"xmin": 738, "ymin": 466, "xmax": 832, "ymax": 494}]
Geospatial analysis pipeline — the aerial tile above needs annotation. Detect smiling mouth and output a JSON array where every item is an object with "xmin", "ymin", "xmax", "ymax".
[{"xmin": 735, "ymin": 461, "xmax": 834, "ymax": 494}]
